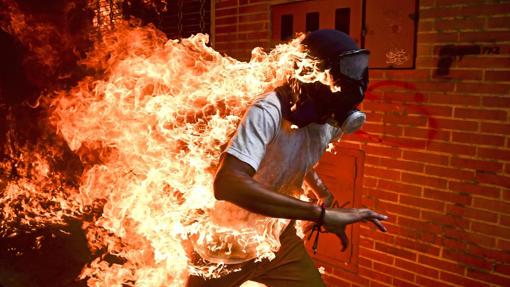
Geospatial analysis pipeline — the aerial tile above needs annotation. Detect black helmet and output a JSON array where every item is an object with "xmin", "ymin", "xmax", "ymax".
[{"xmin": 297, "ymin": 29, "xmax": 369, "ymax": 132}]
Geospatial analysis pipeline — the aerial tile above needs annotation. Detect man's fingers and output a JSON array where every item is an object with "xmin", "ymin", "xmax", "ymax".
[
  {"xmin": 371, "ymin": 218, "xmax": 387, "ymax": 232},
  {"xmin": 360, "ymin": 209, "xmax": 388, "ymax": 221},
  {"xmin": 337, "ymin": 230, "xmax": 348, "ymax": 252}
]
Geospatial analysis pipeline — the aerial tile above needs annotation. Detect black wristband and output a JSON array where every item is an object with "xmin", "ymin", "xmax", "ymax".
[{"xmin": 317, "ymin": 203, "xmax": 326, "ymax": 225}]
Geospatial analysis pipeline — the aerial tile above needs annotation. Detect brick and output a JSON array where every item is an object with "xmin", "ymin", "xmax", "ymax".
[
  {"xmin": 404, "ymin": 104, "xmax": 452, "ymax": 117},
  {"xmin": 440, "ymin": 272, "xmax": 490, "ymax": 287},
  {"xmin": 365, "ymin": 166, "xmax": 401, "ymax": 181},
  {"xmin": 494, "ymin": 264, "xmax": 510, "ymax": 276},
  {"xmin": 460, "ymin": 31, "xmax": 510, "ymax": 43},
  {"xmin": 478, "ymin": 147, "xmax": 510, "ymax": 161},
  {"xmin": 358, "ymin": 266, "xmax": 392, "ymax": 284},
  {"xmin": 488, "ymin": 16, "xmax": 510, "ymax": 29},
  {"xmin": 391, "ymin": 220, "xmax": 441, "ymax": 243},
  {"xmin": 441, "ymin": 236, "xmax": 467, "ymax": 250},
  {"xmin": 366, "ymin": 145, "xmax": 402, "ymax": 158},
  {"xmin": 457, "ymin": 56, "xmax": 510, "ymax": 69},
  {"xmin": 395, "ymin": 258, "xmax": 439, "ymax": 278},
  {"xmin": 452, "ymin": 132, "xmax": 505, "ymax": 147},
  {"xmin": 446, "ymin": 69, "xmax": 483, "ymax": 81},
  {"xmin": 380, "ymin": 158, "xmax": 424, "ymax": 172},
  {"xmin": 416, "ymin": 275, "xmax": 455, "ymax": 287},
  {"xmin": 443, "ymin": 249, "xmax": 492, "ymax": 270},
  {"xmin": 467, "ymin": 244, "xmax": 510, "ymax": 263},
  {"xmin": 238, "ymin": 22, "xmax": 269, "ymax": 33},
  {"xmin": 422, "ymin": 210, "xmax": 470, "ymax": 229},
  {"xmin": 485, "ymin": 71, "xmax": 510, "ymax": 82},
  {"xmin": 501, "ymin": 214, "xmax": 510, "ymax": 227},
  {"xmin": 418, "ymin": 254, "xmax": 465, "ymax": 274},
  {"xmin": 427, "ymin": 142, "xmax": 476, "ymax": 156},
  {"xmin": 404, "ymin": 127, "xmax": 451, "ymax": 141},
  {"xmin": 473, "ymin": 197, "xmax": 510, "ymax": 214},
  {"xmin": 419, "ymin": 32, "xmax": 459, "ymax": 43},
  {"xmin": 215, "ymin": 7, "xmax": 238, "ymax": 18},
  {"xmin": 359, "ymin": 246, "xmax": 395, "ymax": 264},
  {"xmin": 393, "ymin": 278, "xmax": 419, "ymax": 287},
  {"xmin": 430, "ymin": 118, "xmax": 479, "ymax": 131},
  {"xmin": 378, "ymin": 180, "xmax": 422, "ymax": 197},
  {"xmin": 424, "ymin": 188, "xmax": 472, "ymax": 205},
  {"xmin": 366, "ymin": 188, "xmax": 399, "ymax": 202},
  {"xmin": 332, "ymin": 267, "xmax": 370, "ymax": 286},
  {"xmin": 322, "ymin": 274, "xmax": 351, "ymax": 287},
  {"xmin": 455, "ymin": 107, "xmax": 507, "ymax": 121},
  {"xmin": 371, "ymin": 91, "xmax": 427, "ymax": 103},
  {"xmin": 384, "ymin": 114, "xmax": 428, "ymax": 126},
  {"xmin": 362, "ymin": 123, "xmax": 404, "ymax": 137},
  {"xmin": 375, "ymin": 242, "xmax": 417, "ymax": 261},
  {"xmin": 238, "ymin": 3, "xmax": 268, "ymax": 15},
  {"xmin": 446, "ymin": 204, "xmax": 498, "ymax": 223},
  {"xmin": 374, "ymin": 262, "xmax": 415, "ymax": 282},
  {"xmin": 443, "ymin": 227, "xmax": 497, "ymax": 249},
  {"xmin": 400, "ymin": 194, "xmax": 445, "ymax": 212},
  {"xmin": 378, "ymin": 201, "xmax": 420, "ymax": 218},
  {"xmin": 403, "ymin": 150, "xmax": 449, "ymax": 165},
  {"xmin": 216, "ymin": 0, "xmax": 239, "ymax": 9},
  {"xmin": 366, "ymin": 112, "xmax": 384, "ymax": 122},
  {"xmin": 428, "ymin": 94, "xmax": 481, "ymax": 106},
  {"xmin": 385, "ymin": 69, "xmax": 432, "ymax": 81},
  {"xmin": 471, "ymin": 221, "xmax": 510, "ymax": 238},
  {"xmin": 467, "ymin": 268, "xmax": 510, "ymax": 286},
  {"xmin": 363, "ymin": 102, "xmax": 405, "ymax": 113},
  {"xmin": 450, "ymin": 157, "xmax": 502, "ymax": 173},
  {"xmin": 448, "ymin": 181, "xmax": 500, "ymax": 198},
  {"xmin": 420, "ymin": 6, "xmax": 462, "ymax": 18},
  {"xmin": 435, "ymin": 17, "xmax": 486, "ymax": 31},
  {"xmin": 435, "ymin": 0, "xmax": 486, "ymax": 5},
  {"xmin": 395, "ymin": 237, "xmax": 441, "ymax": 256},
  {"xmin": 402, "ymin": 173, "xmax": 448, "ymax": 189},
  {"xmin": 476, "ymin": 172, "xmax": 510, "ymax": 188},
  {"xmin": 483, "ymin": 96, "xmax": 510, "ymax": 109},
  {"xmin": 216, "ymin": 24, "xmax": 238, "ymax": 34},
  {"xmin": 461, "ymin": 3, "xmax": 510, "ymax": 16},
  {"xmin": 425, "ymin": 165, "xmax": 475, "ymax": 181},
  {"xmin": 457, "ymin": 82, "xmax": 510, "ymax": 94},
  {"xmin": 380, "ymin": 136, "xmax": 428, "ymax": 149},
  {"xmin": 414, "ymin": 81, "xmax": 456, "ymax": 92},
  {"xmin": 497, "ymin": 238, "xmax": 510, "ymax": 249},
  {"xmin": 371, "ymin": 282, "xmax": 392, "ymax": 287},
  {"xmin": 481, "ymin": 121, "xmax": 510, "ymax": 134},
  {"xmin": 238, "ymin": 12, "xmax": 269, "ymax": 23}
]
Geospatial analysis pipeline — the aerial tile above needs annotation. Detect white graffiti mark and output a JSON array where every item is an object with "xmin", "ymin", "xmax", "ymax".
[{"xmin": 386, "ymin": 48, "xmax": 408, "ymax": 66}]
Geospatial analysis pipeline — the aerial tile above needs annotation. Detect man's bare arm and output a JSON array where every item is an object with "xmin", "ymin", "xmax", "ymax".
[
  {"xmin": 214, "ymin": 154, "xmax": 387, "ymax": 251},
  {"xmin": 214, "ymin": 154, "xmax": 323, "ymax": 222},
  {"xmin": 304, "ymin": 168, "xmax": 334, "ymax": 207}
]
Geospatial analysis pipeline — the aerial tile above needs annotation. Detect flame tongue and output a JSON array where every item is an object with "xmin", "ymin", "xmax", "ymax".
[{"xmin": 0, "ymin": 20, "xmax": 337, "ymax": 286}]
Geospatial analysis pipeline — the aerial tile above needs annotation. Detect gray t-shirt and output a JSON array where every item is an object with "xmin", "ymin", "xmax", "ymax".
[
  {"xmin": 198, "ymin": 92, "xmax": 342, "ymax": 264},
  {"xmin": 227, "ymin": 92, "xmax": 341, "ymax": 196}
]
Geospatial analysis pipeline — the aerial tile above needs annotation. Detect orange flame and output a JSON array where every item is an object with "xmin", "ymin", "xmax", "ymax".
[{"xmin": 1, "ymin": 19, "xmax": 338, "ymax": 285}]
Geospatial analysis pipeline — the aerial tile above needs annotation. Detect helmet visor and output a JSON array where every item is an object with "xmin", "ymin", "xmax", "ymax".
[{"xmin": 336, "ymin": 50, "xmax": 370, "ymax": 81}]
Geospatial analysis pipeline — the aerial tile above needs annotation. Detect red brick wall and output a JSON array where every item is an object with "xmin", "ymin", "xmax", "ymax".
[{"xmin": 213, "ymin": 0, "xmax": 510, "ymax": 286}]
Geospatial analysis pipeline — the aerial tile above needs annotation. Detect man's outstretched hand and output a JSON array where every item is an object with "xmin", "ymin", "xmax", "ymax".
[{"xmin": 323, "ymin": 208, "xmax": 388, "ymax": 251}]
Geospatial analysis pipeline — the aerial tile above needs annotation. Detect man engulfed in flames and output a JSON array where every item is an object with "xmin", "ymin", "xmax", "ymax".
[
  {"xmin": 1, "ymin": 2, "xmax": 388, "ymax": 285},
  {"xmin": 187, "ymin": 29, "xmax": 388, "ymax": 287}
]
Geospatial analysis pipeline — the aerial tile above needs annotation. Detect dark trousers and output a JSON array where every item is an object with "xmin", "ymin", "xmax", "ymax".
[{"xmin": 186, "ymin": 224, "xmax": 325, "ymax": 287}]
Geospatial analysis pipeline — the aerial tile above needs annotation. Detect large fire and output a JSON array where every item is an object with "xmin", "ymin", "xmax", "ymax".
[{"xmin": 1, "ymin": 7, "xmax": 338, "ymax": 286}]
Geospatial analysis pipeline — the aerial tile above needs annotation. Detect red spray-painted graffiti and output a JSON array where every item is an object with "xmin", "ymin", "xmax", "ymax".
[{"xmin": 353, "ymin": 80, "xmax": 439, "ymax": 149}]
